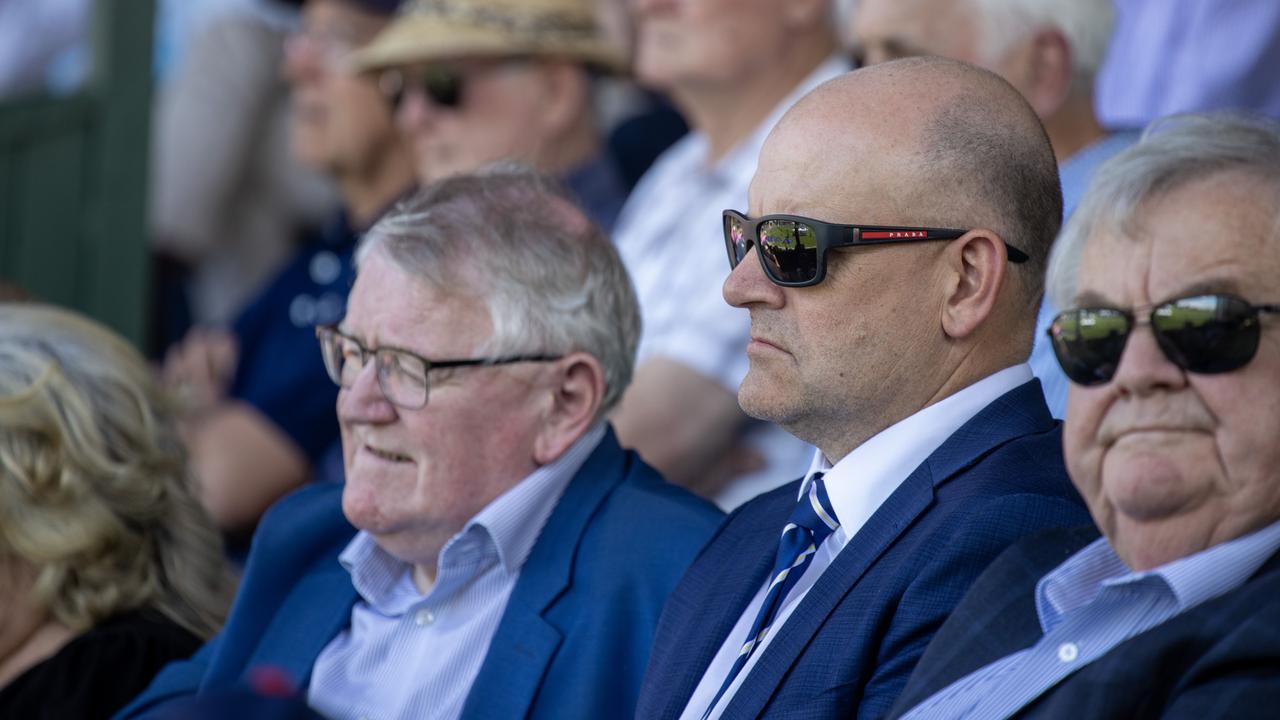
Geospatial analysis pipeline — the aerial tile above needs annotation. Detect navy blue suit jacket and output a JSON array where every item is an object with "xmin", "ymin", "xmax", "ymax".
[
  {"xmin": 889, "ymin": 525, "xmax": 1280, "ymax": 719},
  {"xmin": 118, "ymin": 429, "xmax": 722, "ymax": 720},
  {"xmin": 636, "ymin": 380, "xmax": 1092, "ymax": 720}
]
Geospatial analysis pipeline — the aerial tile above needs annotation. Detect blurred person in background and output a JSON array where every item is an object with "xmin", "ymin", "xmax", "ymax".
[
  {"xmin": 848, "ymin": 0, "xmax": 1132, "ymax": 420},
  {"xmin": 1096, "ymin": 0, "xmax": 1280, "ymax": 129},
  {"xmin": 350, "ymin": 0, "xmax": 631, "ymax": 233},
  {"xmin": 0, "ymin": 303, "xmax": 232, "ymax": 719},
  {"xmin": 151, "ymin": 0, "xmax": 336, "ymax": 333},
  {"xmin": 162, "ymin": 0, "xmax": 415, "ymax": 548},
  {"xmin": 608, "ymin": 0, "xmax": 846, "ymax": 508}
]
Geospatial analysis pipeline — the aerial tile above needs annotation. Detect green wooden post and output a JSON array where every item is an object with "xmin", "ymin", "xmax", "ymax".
[{"xmin": 0, "ymin": 0, "xmax": 155, "ymax": 346}]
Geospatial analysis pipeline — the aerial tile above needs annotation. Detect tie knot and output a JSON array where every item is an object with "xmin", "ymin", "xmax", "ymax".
[{"xmin": 788, "ymin": 473, "xmax": 840, "ymax": 543}]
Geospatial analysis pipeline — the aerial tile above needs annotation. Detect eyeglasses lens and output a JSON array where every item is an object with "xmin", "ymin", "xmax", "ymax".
[
  {"xmin": 759, "ymin": 219, "xmax": 819, "ymax": 284},
  {"xmin": 1152, "ymin": 295, "xmax": 1260, "ymax": 374},
  {"xmin": 420, "ymin": 68, "xmax": 464, "ymax": 108},
  {"xmin": 317, "ymin": 329, "xmax": 429, "ymax": 408},
  {"xmin": 1050, "ymin": 308, "xmax": 1131, "ymax": 385},
  {"xmin": 1051, "ymin": 294, "xmax": 1264, "ymax": 385}
]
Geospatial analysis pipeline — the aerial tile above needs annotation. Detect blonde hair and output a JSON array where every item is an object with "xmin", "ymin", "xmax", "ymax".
[{"xmin": 0, "ymin": 303, "xmax": 232, "ymax": 638}]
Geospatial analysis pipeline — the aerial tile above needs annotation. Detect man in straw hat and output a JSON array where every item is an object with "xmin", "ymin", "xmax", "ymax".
[{"xmin": 348, "ymin": 0, "xmax": 630, "ymax": 232}]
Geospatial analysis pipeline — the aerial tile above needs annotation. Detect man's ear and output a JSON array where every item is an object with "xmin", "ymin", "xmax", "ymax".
[
  {"xmin": 533, "ymin": 352, "xmax": 606, "ymax": 464},
  {"xmin": 939, "ymin": 230, "xmax": 1009, "ymax": 340},
  {"xmin": 1022, "ymin": 27, "xmax": 1073, "ymax": 118},
  {"xmin": 535, "ymin": 61, "xmax": 591, "ymax": 138}
]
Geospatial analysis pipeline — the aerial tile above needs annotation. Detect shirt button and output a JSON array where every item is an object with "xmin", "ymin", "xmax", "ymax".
[
  {"xmin": 1057, "ymin": 642, "xmax": 1079, "ymax": 663},
  {"xmin": 415, "ymin": 608, "xmax": 435, "ymax": 627}
]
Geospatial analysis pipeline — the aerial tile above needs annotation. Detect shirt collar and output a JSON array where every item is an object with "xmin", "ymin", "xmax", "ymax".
[
  {"xmin": 1036, "ymin": 519, "xmax": 1280, "ymax": 631},
  {"xmin": 464, "ymin": 423, "xmax": 607, "ymax": 575},
  {"xmin": 339, "ymin": 423, "xmax": 607, "ymax": 610},
  {"xmin": 799, "ymin": 364, "xmax": 1034, "ymax": 541}
]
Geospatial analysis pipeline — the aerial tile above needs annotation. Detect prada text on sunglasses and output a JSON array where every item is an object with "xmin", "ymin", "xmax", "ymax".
[
  {"xmin": 1047, "ymin": 293, "xmax": 1280, "ymax": 386},
  {"xmin": 723, "ymin": 210, "xmax": 1030, "ymax": 287}
]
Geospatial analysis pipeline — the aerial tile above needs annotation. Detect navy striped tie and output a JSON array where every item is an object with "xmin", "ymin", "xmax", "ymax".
[{"xmin": 702, "ymin": 474, "xmax": 840, "ymax": 719}]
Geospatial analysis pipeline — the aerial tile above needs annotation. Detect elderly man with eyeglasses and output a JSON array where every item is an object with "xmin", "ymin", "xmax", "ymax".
[
  {"xmin": 636, "ymin": 57, "xmax": 1093, "ymax": 720},
  {"xmin": 886, "ymin": 113, "xmax": 1280, "ymax": 719},
  {"xmin": 118, "ymin": 167, "xmax": 722, "ymax": 720}
]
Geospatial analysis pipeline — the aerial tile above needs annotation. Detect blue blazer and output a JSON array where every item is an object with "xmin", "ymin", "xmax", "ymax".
[
  {"xmin": 636, "ymin": 380, "xmax": 1093, "ymax": 720},
  {"xmin": 118, "ymin": 429, "xmax": 722, "ymax": 720},
  {"xmin": 889, "ymin": 526, "xmax": 1280, "ymax": 719}
]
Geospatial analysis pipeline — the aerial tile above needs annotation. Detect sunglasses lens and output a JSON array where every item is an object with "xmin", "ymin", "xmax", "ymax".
[
  {"xmin": 424, "ymin": 68, "xmax": 464, "ymax": 108},
  {"xmin": 1152, "ymin": 294, "xmax": 1260, "ymax": 374},
  {"xmin": 725, "ymin": 214, "xmax": 750, "ymax": 268},
  {"xmin": 758, "ymin": 219, "xmax": 819, "ymax": 284},
  {"xmin": 1050, "ymin": 308, "xmax": 1131, "ymax": 385}
]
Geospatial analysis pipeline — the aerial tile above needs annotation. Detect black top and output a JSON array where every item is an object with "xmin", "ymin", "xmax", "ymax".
[{"xmin": 0, "ymin": 609, "xmax": 201, "ymax": 720}]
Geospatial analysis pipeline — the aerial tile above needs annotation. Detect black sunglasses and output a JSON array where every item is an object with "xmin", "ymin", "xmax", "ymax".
[
  {"xmin": 1048, "ymin": 293, "xmax": 1280, "ymax": 386},
  {"xmin": 723, "ymin": 209, "xmax": 1029, "ymax": 287},
  {"xmin": 378, "ymin": 66, "xmax": 466, "ymax": 111}
]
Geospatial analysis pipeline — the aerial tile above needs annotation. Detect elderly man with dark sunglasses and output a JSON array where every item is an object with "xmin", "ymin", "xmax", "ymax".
[
  {"xmin": 119, "ymin": 167, "xmax": 722, "ymax": 720},
  {"xmin": 888, "ymin": 113, "xmax": 1280, "ymax": 719},
  {"xmin": 636, "ymin": 57, "xmax": 1093, "ymax": 720}
]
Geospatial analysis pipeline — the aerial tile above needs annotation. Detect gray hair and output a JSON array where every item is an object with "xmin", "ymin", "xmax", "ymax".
[
  {"xmin": 968, "ymin": 0, "xmax": 1115, "ymax": 88},
  {"xmin": 355, "ymin": 164, "xmax": 641, "ymax": 417},
  {"xmin": 0, "ymin": 303, "xmax": 232, "ymax": 638},
  {"xmin": 917, "ymin": 91, "xmax": 1064, "ymax": 302},
  {"xmin": 1047, "ymin": 112, "xmax": 1280, "ymax": 310}
]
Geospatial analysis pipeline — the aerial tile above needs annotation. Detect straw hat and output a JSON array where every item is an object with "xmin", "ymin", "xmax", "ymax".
[{"xmin": 349, "ymin": 0, "xmax": 625, "ymax": 73}]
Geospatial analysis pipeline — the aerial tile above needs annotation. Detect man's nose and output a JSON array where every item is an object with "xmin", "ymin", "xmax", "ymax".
[
  {"xmin": 723, "ymin": 246, "xmax": 786, "ymax": 310},
  {"xmin": 337, "ymin": 358, "xmax": 398, "ymax": 423}
]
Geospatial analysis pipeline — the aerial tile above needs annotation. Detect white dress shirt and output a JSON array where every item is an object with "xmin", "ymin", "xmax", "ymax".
[
  {"xmin": 681, "ymin": 365, "xmax": 1034, "ymax": 720},
  {"xmin": 612, "ymin": 56, "xmax": 850, "ymax": 510},
  {"xmin": 307, "ymin": 424, "xmax": 606, "ymax": 720}
]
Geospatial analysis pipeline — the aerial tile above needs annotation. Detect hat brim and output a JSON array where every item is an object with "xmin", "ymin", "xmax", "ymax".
[{"xmin": 348, "ymin": 15, "xmax": 626, "ymax": 74}]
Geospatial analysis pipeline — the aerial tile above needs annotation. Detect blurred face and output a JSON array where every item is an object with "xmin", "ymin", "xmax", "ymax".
[
  {"xmin": 851, "ymin": 0, "xmax": 1034, "ymax": 96},
  {"xmin": 337, "ymin": 250, "xmax": 547, "ymax": 565},
  {"xmin": 392, "ymin": 59, "xmax": 561, "ymax": 183},
  {"xmin": 631, "ymin": 0, "xmax": 800, "ymax": 92},
  {"xmin": 1063, "ymin": 173, "xmax": 1280, "ymax": 569},
  {"xmin": 284, "ymin": 0, "xmax": 400, "ymax": 177},
  {"xmin": 722, "ymin": 116, "xmax": 947, "ymax": 459}
]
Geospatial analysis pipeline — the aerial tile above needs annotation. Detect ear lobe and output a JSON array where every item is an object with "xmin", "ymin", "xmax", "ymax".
[
  {"xmin": 537, "ymin": 62, "xmax": 589, "ymax": 137},
  {"xmin": 940, "ymin": 231, "xmax": 1008, "ymax": 340},
  {"xmin": 1026, "ymin": 28, "xmax": 1073, "ymax": 117},
  {"xmin": 532, "ymin": 353, "xmax": 606, "ymax": 464}
]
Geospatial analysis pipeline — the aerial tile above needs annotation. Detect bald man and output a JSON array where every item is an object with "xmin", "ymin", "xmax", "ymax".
[{"xmin": 637, "ymin": 57, "xmax": 1092, "ymax": 720}]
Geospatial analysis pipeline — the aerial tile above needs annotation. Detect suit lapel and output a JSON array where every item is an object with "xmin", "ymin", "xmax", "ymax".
[
  {"xmin": 723, "ymin": 381, "xmax": 1055, "ymax": 718},
  {"xmin": 236, "ymin": 563, "xmax": 358, "ymax": 689},
  {"xmin": 656, "ymin": 490, "xmax": 795, "ymax": 720},
  {"xmin": 461, "ymin": 429, "xmax": 627, "ymax": 719}
]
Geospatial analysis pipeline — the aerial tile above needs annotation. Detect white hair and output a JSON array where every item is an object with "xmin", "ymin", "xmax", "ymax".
[
  {"xmin": 355, "ymin": 163, "xmax": 641, "ymax": 418},
  {"xmin": 1047, "ymin": 112, "xmax": 1280, "ymax": 310},
  {"xmin": 968, "ymin": 0, "xmax": 1114, "ymax": 87}
]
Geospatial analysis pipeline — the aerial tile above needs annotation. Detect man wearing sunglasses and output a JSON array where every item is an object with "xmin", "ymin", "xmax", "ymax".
[
  {"xmin": 889, "ymin": 114, "xmax": 1280, "ymax": 718},
  {"xmin": 345, "ymin": 0, "xmax": 630, "ymax": 233},
  {"xmin": 637, "ymin": 57, "xmax": 1092, "ymax": 720},
  {"xmin": 120, "ymin": 168, "xmax": 722, "ymax": 719},
  {"xmin": 847, "ymin": 0, "xmax": 1139, "ymax": 421}
]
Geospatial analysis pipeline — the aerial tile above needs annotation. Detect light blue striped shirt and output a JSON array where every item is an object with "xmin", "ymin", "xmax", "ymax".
[
  {"xmin": 307, "ymin": 424, "xmax": 607, "ymax": 720},
  {"xmin": 902, "ymin": 520, "xmax": 1280, "ymax": 719}
]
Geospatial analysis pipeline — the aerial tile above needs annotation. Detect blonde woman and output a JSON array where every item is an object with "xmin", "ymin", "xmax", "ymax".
[{"xmin": 0, "ymin": 303, "xmax": 233, "ymax": 719}]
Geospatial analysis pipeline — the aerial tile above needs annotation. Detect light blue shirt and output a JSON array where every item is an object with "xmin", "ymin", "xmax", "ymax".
[
  {"xmin": 1029, "ymin": 131, "xmax": 1141, "ymax": 418},
  {"xmin": 1095, "ymin": 0, "xmax": 1280, "ymax": 130},
  {"xmin": 306, "ymin": 424, "xmax": 607, "ymax": 720},
  {"xmin": 901, "ymin": 520, "xmax": 1280, "ymax": 719}
]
